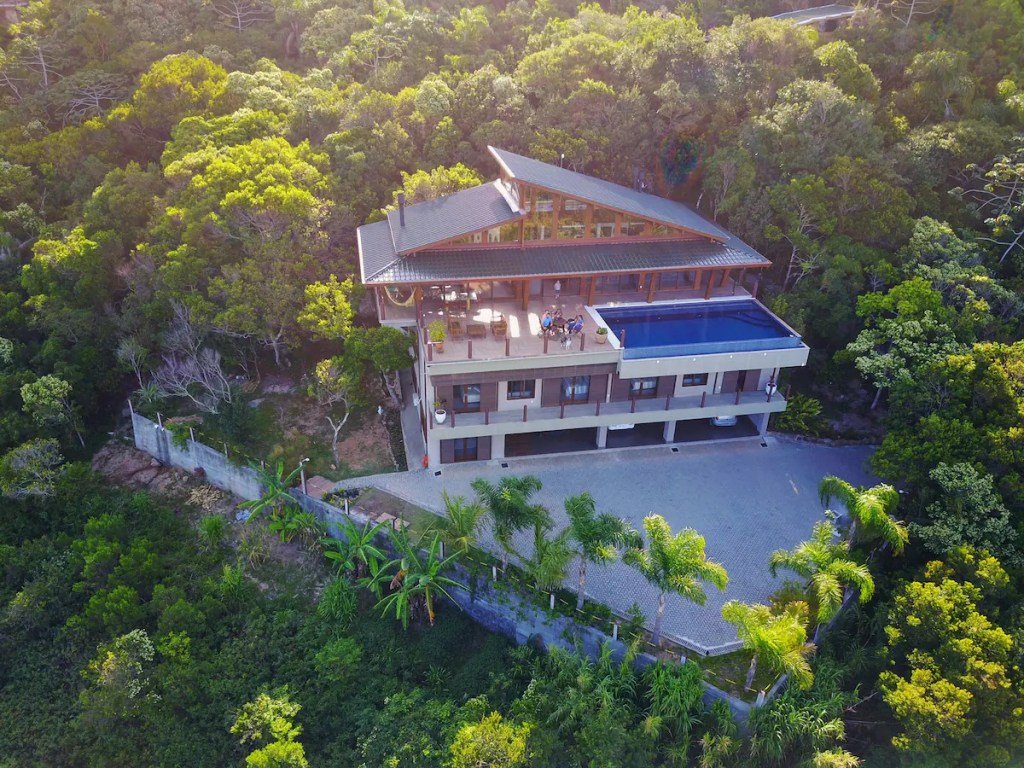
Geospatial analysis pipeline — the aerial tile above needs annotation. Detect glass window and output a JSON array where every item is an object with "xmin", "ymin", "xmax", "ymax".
[
  {"xmin": 561, "ymin": 376, "xmax": 591, "ymax": 403},
  {"xmin": 453, "ymin": 437, "xmax": 478, "ymax": 462},
  {"xmin": 680, "ymin": 373, "xmax": 709, "ymax": 387},
  {"xmin": 629, "ymin": 378, "xmax": 658, "ymax": 398},
  {"xmin": 507, "ymin": 380, "xmax": 535, "ymax": 400},
  {"xmin": 649, "ymin": 222, "xmax": 672, "ymax": 236},
  {"xmin": 657, "ymin": 271, "xmax": 695, "ymax": 290},
  {"xmin": 558, "ymin": 198, "xmax": 587, "ymax": 239},
  {"xmin": 595, "ymin": 274, "xmax": 640, "ymax": 293},
  {"xmin": 621, "ymin": 217, "xmax": 647, "ymax": 236},
  {"xmin": 591, "ymin": 207, "xmax": 617, "ymax": 238},
  {"xmin": 453, "ymin": 384, "xmax": 481, "ymax": 412},
  {"xmin": 525, "ymin": 190, "xmax": 554, "ymax": 241}
]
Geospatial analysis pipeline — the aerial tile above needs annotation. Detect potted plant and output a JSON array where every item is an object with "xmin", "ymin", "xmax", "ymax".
[
  {"xmin": 595, "ymin": 326, "xmax": 609, "ymax": 345},
  {"xmin": 428, "ymin": 319, "xmax": 446, "ymax": 353},
  {"xmin": 433, "ymin": 399, "xmax": 447, "ymax": 424}
]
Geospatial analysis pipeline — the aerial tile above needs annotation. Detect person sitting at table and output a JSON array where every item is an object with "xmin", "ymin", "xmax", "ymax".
[
  {"xmin": 568, "ymin": 314, "xmax": 584, "ymax": 335},
  {"xmin": 540, "ymin": 310, "xmax": 553, "ymax": 336}
]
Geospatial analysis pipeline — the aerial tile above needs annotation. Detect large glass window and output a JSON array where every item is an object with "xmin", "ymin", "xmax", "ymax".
[
  {"xmin": 453, "ymin": 437, "xmax": 478, "ymax": 462},
  {"xmin": 507, "ymin": 380, "xmax": 535, "ymax": 400},
  {"xmin": 561, "ymin": 376, "xmax": 591, "ymax": 403},
  {"xmin": 595, "ymin": 274, "xmax": 640, "ymax": 293},
  {"xmin": 591, "ymin": 207, "xmax": 617, "ymax": 238},
  {"xmin": 680, "ymin": 373, "xmax": 709, "ymax": 387},
  {"xmin": 525, "ymin": 190, "xmax": 554, "ymax": 241},
  {"xmin": 558, "ymin": 198, "xmax": 587, "ymax": 239},
  {"xmin": 453, "ymin": 384, "xmax": 481, "ymax": 412},
  {"xmin": 629, "ymin": 378, "xmax": 659, "ymax": 398},
  {"xmin": 657, "ymin": 271, "xmax": 695, "ymax": 290},
  {"xmin": 621, "ymin": 217, "xmax": 647, "ymax": 236}
]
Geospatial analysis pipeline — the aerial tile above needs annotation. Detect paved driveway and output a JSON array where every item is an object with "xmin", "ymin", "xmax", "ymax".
[{"xmin": 354, "ymin": 437, "xmax": 875, "ymax": 653}]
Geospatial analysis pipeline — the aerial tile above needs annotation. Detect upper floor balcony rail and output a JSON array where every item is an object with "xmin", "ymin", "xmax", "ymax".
[{"xmin": 430, "ymin": 386, "xmax": 787, "ymax": 430}]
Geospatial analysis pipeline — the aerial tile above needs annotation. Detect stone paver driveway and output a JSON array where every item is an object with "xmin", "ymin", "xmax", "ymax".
[{"xmin": 350, "ymin": 437, "xmax": 875, "ymax": 653}]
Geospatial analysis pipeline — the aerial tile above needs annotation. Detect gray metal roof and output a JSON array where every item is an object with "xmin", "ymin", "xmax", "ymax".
[
  {"xmin": 488, "ymin": 147, "xmax": 728, "ymax": 241},
  {"xmin": 363, "ymin": 238, "xmax": 769, "ymax": 284},
  {"xmin": 387, "ymin": 181, "xmax": 520, "ymax": 255},
  {"xmin": 771, "ymin": 4, "xmax": 856, "ymax": 24}
]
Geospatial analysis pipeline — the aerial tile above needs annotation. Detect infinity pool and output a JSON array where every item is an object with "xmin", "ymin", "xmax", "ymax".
[{"xmin": 594, "ymin": 300, "xmax": 803, "ymax": 359}]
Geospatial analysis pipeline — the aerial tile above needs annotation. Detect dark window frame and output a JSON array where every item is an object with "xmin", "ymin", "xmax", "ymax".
[
  {"xmin": 680, "ymin": 373, "xmax": 709, "ymax": 387},
  {"xmin": 507, "ymin": 379, "xmax": 536, "ymax": 400},
  {"xmin": 453, "ymin": 437, "xmax": 478, "ymax": 462},
  {"xmin": 629, "ymin": 378, "xmax": 659, "ymax": 399},
  {"xmin": 452, "ymin": 383, "xmax": 482, "ymax": 413},
  {"xmin": 560, "ymin": 375, "xmax": 591, "ymax": 404}
]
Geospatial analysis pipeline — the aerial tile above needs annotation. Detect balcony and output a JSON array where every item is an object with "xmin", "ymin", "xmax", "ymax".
[{"xmin": 429, "ymin": 389, "xmax": 786, "ymax": 437}]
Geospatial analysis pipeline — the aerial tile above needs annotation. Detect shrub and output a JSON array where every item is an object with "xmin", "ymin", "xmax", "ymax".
[
  {"xmin": 198, "ymin": 515, "xmax": 227, "ymax": 549},
  {"xmin": 314, "ymin": 636, "xmax": 363, "ymax": 683},
  {"xmin": 772, "ymin": 393, "xmax": 824, "ymax": 436},
  {"xmin": 317, "ymin": 578, "xmax": 357, "ymax": 629}
]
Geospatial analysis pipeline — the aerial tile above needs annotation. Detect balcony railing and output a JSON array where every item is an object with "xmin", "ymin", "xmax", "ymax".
[{"xmin": 430, "ymin": 388, "xmax": 785, "ymax": 430}]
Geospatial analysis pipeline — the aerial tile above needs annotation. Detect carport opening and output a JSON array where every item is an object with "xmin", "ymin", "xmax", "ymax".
[
  {"xmin": 674, "ymin": 415, "xmax": 760, "ymax": 442},
  {"xmin": 505, "ymin": 428, "xmax": 598, "ymax": 457},
  {"xmin": 606, "ymin": 421, "xmax": 665, "ymax": 449}
]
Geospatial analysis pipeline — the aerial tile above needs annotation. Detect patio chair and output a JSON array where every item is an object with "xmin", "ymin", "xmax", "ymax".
[
  {"xmin": 467, "ymin": 322, "xmax": 487, "ymax": 339},
  {"xmin": 491, "ymin": 317, "xmax": 508, "ymax": 337},
  {"xmin": 447, "ymin": 318, "xmax": 465, "ymax": 338}
]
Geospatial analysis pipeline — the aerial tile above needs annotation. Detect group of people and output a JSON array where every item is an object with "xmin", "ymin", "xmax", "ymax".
[{"xmin": 541, "ymin": 309, "xmax": 585, "ymax": 348}]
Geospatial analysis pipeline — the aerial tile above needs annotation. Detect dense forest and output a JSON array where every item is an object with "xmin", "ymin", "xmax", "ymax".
[{"xmin": 1, "ymin": 0, "xmax": 1024, "ymax": 765}]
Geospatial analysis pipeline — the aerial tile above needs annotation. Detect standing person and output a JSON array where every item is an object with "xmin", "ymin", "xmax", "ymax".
[{"xmin": 553, "ymin": 279, "xmax": 561, "ymax": 301}]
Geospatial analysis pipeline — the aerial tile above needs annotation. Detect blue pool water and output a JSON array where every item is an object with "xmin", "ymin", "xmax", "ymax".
[{"xmin": 594, "ymin": 300, "xmax": 803, "ymax": 359}]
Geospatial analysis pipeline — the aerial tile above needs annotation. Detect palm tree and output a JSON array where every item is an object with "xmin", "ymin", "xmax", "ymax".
[
  {"xmin": 375, "ymin": 532, "xmax": 462, "ymax": 628},
  {"xmin": 471, "ymin": 475, "xmax": 550, "ymax": 571},
  {"xmin": 434, "ymin": 490, "xmax": 486, "ymax": 553},
  {"xmin": 770, "ymin": 521, "xmax": 874, "ymax": 639},
  {"xmin": 322, "ymin": 518, "xmax": 387, "ymax": 580},
  {"xmin": 517, "ymin": 521, "xmax": 573, "ymax": 592},
  {"xmin": 720, "ymin": 600, "xmax": 813, "ymax": 691},
  {"xmin": 623, "ymin": 515, "xmax": 729, "ymax": 648},
  {"xmin": 241, "ymin": 460, "xmax": 304, "ymax": 520},
  {"xmin": 818, "ymin": 476, "xmax": 907, "ymax": 553},
  {"xmin": 564, "ymin": 492, "xmax": 639, "ymax": 611}
]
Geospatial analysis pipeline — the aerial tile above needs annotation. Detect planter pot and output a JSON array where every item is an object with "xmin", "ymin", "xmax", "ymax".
[
  {"xmin": 595, "ymin": 332, "xmax": 608, "ymax": 345},
  {"xmin": 434, "ymin": 409, "xmax": 447, "ymax": 424},
  {"xmin": 433, "ymin": 340, "xmax": 445, "ymax": 353}
]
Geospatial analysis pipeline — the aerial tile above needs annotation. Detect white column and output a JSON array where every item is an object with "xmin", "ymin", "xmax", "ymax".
[
  {"xmin": 596, "ymin": 426, "xmax": 608, "ymax": 448},
  {"xmin": 663, "ymin": 420, "xmax": 676, "ymax": 442},
  {"xmin": 491, "ymin": 433, "xmax": 505, "ymax": 460}
]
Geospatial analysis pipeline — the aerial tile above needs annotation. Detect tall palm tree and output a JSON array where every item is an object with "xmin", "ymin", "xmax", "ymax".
[
  {"xmin": 721, "ymin": 600, "xmax": 813, "ymax": 691},
  {"xmin": 623, "ymin": 515, "xmax": 729, "ymax": 647},
  {"xmin": 517, "ymin": 521, "xmax": 573, "ymax": 591},
  {"xmin": 818, "ymin": 476, "xmax": 907, "ymax": 553},
  {"xmin": 770, "ymin": 521, "xmax": 874, "ymax": 638},
  {"xmin": 322, "ymin": 518, "xmax": 387, "ymax": 580},
  {"xmin": 434, "ymin": 490, "xmax": 486, "ymax": 553},
  {"xmin": 375, "ymin": 532, "xmax": 462, "ymax": 628},
  {"xmin": 564, "ymin": 492, "xmax": 639, "ymax": 611},
  {"xmin": 471, "ymin": 475, "xmax": 550, "ymax": 570},
  {"xmin": 241, "ymin": 460, "xmax": 303, "ymax": 520}
]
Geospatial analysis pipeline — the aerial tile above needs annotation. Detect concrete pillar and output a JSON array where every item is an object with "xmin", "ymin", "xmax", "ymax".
[
  {"xmin": 596, "ymin": 426, "xmax": 608, "ymax": 448},
  {"xmin": 752, "ymin": 412, "xmax": 770, "ymax": 438},
  {"xmin": 427, "ymin": 433, "xmax": 442, "ymax": 468},
  {"xmin": 663, "ymin": 420, "xmax": 676, "ymax": 442},
  {"xmin": 491, "ymin": 433, "xmax": 506, "ymax": 460}
]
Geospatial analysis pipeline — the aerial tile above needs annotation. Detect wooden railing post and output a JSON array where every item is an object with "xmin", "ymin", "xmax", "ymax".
[
  {"xmin": 468, "ymin": 339, "xmax": 473, "ymax": 359},
  {"xmin": 505, "ymin": 337, "xmax": 510, "ymax": 356},
  {"xmin": 735, "ymin": 386, "xmax": 742, "ymax": 405},
  {"xmin": 427, "ymin": 343, "xmax": 433, "ymax": 362},
  {"xmin": 580, "ymin": 333, "xmax": 586, "ymax": 351},
  {"xmin": 560, "ymin": 403, "xmax": 565, "ymax": 419},
  {"xmin": 523, "ymin": 404, "xmax": 528, "ymax": 422},
  {"xmin": 485, "ymin": 410, "xmax": 490, "ymax": 425},
  {"xmin": 665, "ymin": 394, "xmax": 671, "ymax": 411},
  {"xmin": 630, "ymin": 398, "xmax": 636, "ymax": 414},
  {"xmin": 595, "ymin": 401, "xmax": 601, "ymax": 416},
  {"xmin": 451, "ymin": 410, "xmax": 456, "ymax": 426},
  {"xmin": 543, "ymin": 334, "xmax": 549, "ymax": 354},
  {"xmin": 700, "ymin": 391, "xmax": 707, "ymax": 408}
]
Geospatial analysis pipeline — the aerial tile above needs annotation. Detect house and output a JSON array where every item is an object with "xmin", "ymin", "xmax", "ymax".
[
  {"xmin": 357, "ymin": 147, "xmax": 809, "ymax": 467},
  {"xmin": 0, "ymin": 0, "xmax": 27, "ymax": 26}
]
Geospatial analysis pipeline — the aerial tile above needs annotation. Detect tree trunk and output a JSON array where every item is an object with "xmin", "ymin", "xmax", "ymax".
[
  {"xmin": 576, "ymin": 558, "xmax": 587, "ymax": 611},
  {"xmin": 651, "ymin": 592, "xmax": 666, "ymax": 647},
  {"xmin": 870, "ymin": 386, "xmax": 883, "ymax": 410},
  {"xmin": 745, "ymin": 655, "xmax": 758, "ymax": 691}
]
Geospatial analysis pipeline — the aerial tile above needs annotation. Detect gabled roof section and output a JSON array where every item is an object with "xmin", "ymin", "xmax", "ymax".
[
  {"xmin": 386, "ymin": 181, "xmax": 521, "ymax": 255},
  {"xmin": 488, "ymin": 146, "xmax": 728, "ymax": 241},
  {"xmin": 364, "ymin": 237, "xmax": 769, "ymax": 285}
]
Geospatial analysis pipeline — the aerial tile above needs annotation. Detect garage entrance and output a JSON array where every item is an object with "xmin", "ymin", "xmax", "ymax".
[{"xmin": 505, "ymin": 428, "xmax": 598, "ymax": 457}]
